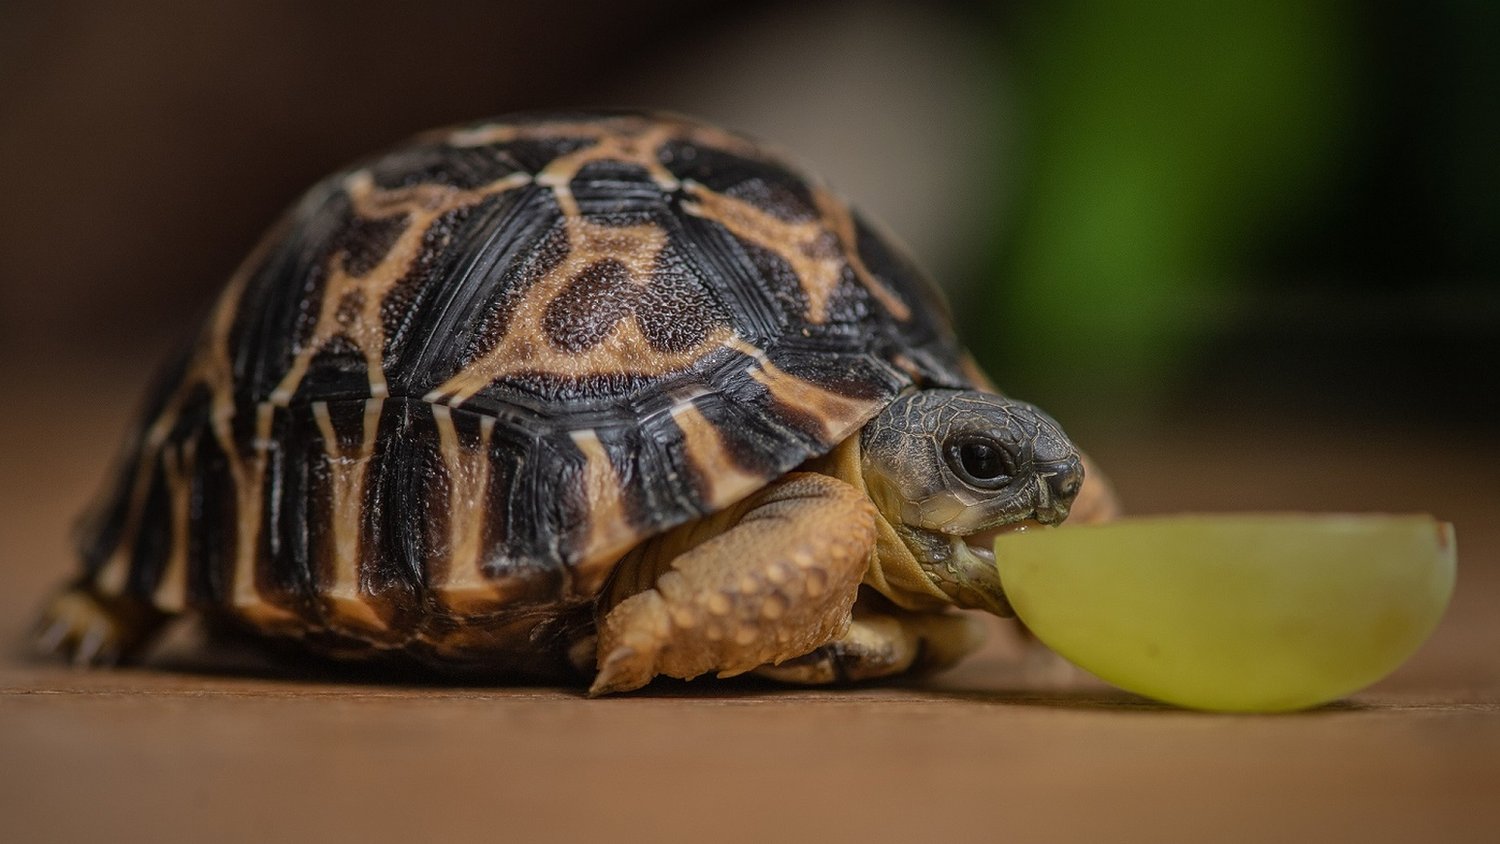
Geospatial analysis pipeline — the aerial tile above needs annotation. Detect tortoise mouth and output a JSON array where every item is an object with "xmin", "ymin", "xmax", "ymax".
[
  {"xmin": 953, "ymin": 518, "xmax": 1051, "ymax": 617},
  {"xmin": 961, "ymin": 518, "xmax": 1047, "ymax": 564},
  {"xmin": 921, "ymin": 518, "xmax": 1049, "ymax": 617}
]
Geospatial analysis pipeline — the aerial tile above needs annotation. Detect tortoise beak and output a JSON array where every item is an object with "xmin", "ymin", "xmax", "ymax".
[
  {"xmin": 946, "ymin": 533, "xmax": 1017, "ymax": 616},
  {"xmin": 962, "ymin": 519, "xmax": 1046, "ymax": 558},
  {"xmin": 955, "ymin": 517, "xmax": 1072, "ymax": 617},
  {"xmin": 955, "ymin": 519, "xmax": 1053, "ymax": 616}
]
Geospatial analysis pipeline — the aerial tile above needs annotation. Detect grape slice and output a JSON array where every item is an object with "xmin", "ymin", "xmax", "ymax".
[{"xmin": 993, "ymin": 514, "xmax": 1456, "ymax": 712}]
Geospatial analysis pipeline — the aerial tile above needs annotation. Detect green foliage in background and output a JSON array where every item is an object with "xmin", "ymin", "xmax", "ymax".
[{"xmin": 967, "ymin": 1, "xmax": 1354, "ymax": 428}]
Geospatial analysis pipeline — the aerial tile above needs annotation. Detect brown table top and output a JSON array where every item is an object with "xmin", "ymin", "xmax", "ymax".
[{"xmin": 3, "ymin": 364, "xmax": 1496, "ymax": 843}]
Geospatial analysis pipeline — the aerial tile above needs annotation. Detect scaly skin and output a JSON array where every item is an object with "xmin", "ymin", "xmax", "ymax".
[{"xmin": 591, "ymin": 473, "xmax": 876, "ymax": 695}]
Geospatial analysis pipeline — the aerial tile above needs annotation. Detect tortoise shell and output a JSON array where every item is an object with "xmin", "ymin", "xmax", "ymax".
[{"xmin": 79, "ymin": 111, "xmax": 978, "ymax": 672}]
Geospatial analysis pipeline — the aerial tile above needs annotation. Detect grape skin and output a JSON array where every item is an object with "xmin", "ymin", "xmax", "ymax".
[{"xmin": 994, "ymin": 515, "xmax": 1456, "ymax": 712}]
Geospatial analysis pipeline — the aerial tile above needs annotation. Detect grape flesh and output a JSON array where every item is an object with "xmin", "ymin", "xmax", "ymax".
[{"xmin": 994, "ymin": 515, "xmax": 1456, "ymax": 712}]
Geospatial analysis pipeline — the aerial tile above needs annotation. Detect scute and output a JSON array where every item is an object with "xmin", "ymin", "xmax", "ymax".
[{"xmin": 77, "ymin": 112, "xmax": 975, "ymax": 668}]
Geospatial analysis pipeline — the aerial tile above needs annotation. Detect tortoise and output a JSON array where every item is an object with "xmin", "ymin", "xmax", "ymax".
[{"xmin": 36, "ymin": 111, "xmax": 1116, "ymax": 694}]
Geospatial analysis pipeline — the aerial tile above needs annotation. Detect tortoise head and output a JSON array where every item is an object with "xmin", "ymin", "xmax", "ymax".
[{"xmin": 859, "ymin": 389, "xmax": 1083, "ymax": 615}]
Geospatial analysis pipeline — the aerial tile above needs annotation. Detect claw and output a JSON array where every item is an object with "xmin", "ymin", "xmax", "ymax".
[
  {"xmin": 589, "ymin": 589, "xmax": 672, "ymax": 696},
  {"xmin": 34, "ymin": 616, "xmax": 72, "ymax": 654},
  {"xmin": 73, "ymin": 621, "xmax": 109, "ymax": 667},
  {"xmin": 589, "ymin": 645, "xmax": 651, "ymax": 697},
  {"xmin": 32, "ymin": 584, "xmax": 166, "ymax": 668}
]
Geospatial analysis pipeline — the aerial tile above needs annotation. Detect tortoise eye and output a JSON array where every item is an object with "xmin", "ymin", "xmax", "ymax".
[{"xmin": 946, "ymin": 436, "xmax": 1011, "ymax": 488}]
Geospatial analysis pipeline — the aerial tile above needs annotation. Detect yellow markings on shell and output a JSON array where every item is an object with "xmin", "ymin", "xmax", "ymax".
[
  {"xmin": 809, "ymin": 187, "xmax": 912, "ymax": 321},
  {"xmin": 430, "ymin": 405, "xmax": 506, "ymax": 613},
  {"xmin": 445, "ymin": 119, "xmax": 632, "ymax": 149},
  {"xmin": 444, "ymin": 114, "xmax": 762, "ymax": 164},
  {"xmin": 148, "ymin": 171, "xmax": 520, "ymax": 625},
  {"xmin": 568, "ymin": 429, "xmax": 640, "ymax": 593},
  {"xmin": 726, "ymin": 338, "xmax": 877, "ymax": 445},
  {"xmin": 91, "ymin": 523, "xmax": 131, "ymax": 593},
  {"xmin": 669, "ymin": 402, "xmax": 763, "ymax": 510},
  {"xmin": 533, "ymin": 122, "xmax": 682, "ymax": 216},
  {"xmin": 92, "ymin": 542, "xmax": 129, "ymax": 596},
  {"xmin": 171, "ymin": 208, "xmax": 303, "ymax": 625},
  {"xmin": 427, "ymin": 216, "xmax": 732, "ymax": 404},
  {"xmin": 222, "ymin": 403, "xmax": 297, "ymax": 625},
  {"xmin": 311, "ymin": 399, "xmax": 387, "ymax": 631},
  {"xmin": 93, "ymin": 404, "xmax": 184, "ymax": 595},
  {"xmin": 890, "ymin": 353, "xmax": 927, "ymax": 383},
  {"xmin": 446, "ymin": 117, "xmax": 692, "ymax": 220},
  {"xmin": 682, "ymin": 181, "xmax": 910, "ymax": 324},
  {"xmin": 271, "ymin": 170, "xmax": 532, "ymax": 407},
  {"xmin": 681, "ymin": 181, "xmax": 843, "ymax": 323},
  {"xmin": 152, "ymin": 439, "xmax": 198, "ymax": 612}
]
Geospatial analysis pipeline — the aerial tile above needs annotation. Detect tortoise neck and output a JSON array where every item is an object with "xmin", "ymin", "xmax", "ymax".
[{"xmin": 804, "ymin": 436, "xmax": 954, "ymax": 612}]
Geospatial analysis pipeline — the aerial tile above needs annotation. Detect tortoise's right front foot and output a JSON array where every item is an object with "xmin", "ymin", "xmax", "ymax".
[
  {"xmin": 590, "ymin": 473, "xmax": 876, "ymax": 695},
  {"xmin": 33, "ymin": 581, "xmax": 167, "ymax": 667}
]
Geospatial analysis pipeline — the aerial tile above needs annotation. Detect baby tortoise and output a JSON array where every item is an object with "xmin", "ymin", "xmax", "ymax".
[{"xmin": 37, "ymin": 112, "xmax": 1117, "ymax": 693}]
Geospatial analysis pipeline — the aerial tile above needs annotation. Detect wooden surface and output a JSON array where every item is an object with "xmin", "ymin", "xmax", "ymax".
[{"xmin": 3, "ymin": 365, "xmax": 1497, "ymax": 843}]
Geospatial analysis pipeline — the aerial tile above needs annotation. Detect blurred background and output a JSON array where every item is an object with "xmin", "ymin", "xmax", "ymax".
[
  {"xmin": 2, "ymin": 0, "xmax": 1496, "ymax": 439},
  {"xmin": 2, "ymin": 7, "xmax": 1498, "ymax": 837}
]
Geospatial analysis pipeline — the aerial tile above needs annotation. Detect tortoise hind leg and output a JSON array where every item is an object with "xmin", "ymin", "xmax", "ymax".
[
  {"xmin": 590, "ymin": 472, "xmax": 876, "ymax": 695},
  {"xmin": 34, "ymin": 579, "xmax": 171, "ymax": 667},
  {"xmin": 754, "ymin": 597, "xmax": 985, "ymax": 684}
]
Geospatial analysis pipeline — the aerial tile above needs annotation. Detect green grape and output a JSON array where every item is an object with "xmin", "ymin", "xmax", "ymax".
[{"xmin": 994, "ymin": 515, "xmax": 1456, "ymax": 712}]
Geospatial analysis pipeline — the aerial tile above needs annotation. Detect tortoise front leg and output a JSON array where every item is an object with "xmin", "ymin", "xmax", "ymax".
[
  {"xmin": 754, "ymin": 597, "xmax": 986, "ymax": 684},
  {"xmin": 589, "ymin": 473, "xmax": 875, "ymax": 695}
]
